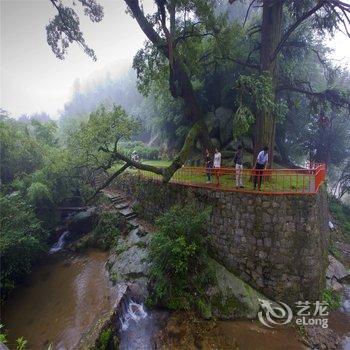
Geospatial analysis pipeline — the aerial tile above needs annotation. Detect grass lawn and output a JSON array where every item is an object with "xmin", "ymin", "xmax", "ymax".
[{"xmin": 141, "ymin": 159, "xmax": 172, "ymax": 168}]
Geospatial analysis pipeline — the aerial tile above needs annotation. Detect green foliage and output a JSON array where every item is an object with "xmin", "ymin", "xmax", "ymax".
[
  {"xmin": 15, "ymin": 337, "xmax": 27, "ymax": 350},
  {"xmin": 68, "ymin": 104, "xmax": 139, "ymax": 170},
  {"xmin": 0, "ymin": 325, "xmax": 28, "ymax": 350},
  {"xmin": 329, "ymin": 196, "xmax": 350, "ymax": 238},
  {"xmin": 0, "ymin": 194, "xmax": 47, "ymax": 299},
  {"xmin": 0, "ymin": 115, "xmax": 43, "ymax": 184},
  {"xmin": 0, "ymin": 324, "xmax": 7, "ymax": 344},
  {"xmin": 94, "ymin": 327, "xmax": 118, "ymax": 350},
  {"xmin": 148, "ymin": 204, "xmax": 214, "ymax": 311},
  {"xmin": 322, "ymin": 288, "xmax": 341, "ymax": 310},
  {"xmin": 92, "ymin": 212, "xmax": 120, "ymax": 250},
  {"xmin": 119, "ymin": 141, "xmax": 159, "ymax": 160},
  {"xmin": 27, "ymin": 182, "xmax": 52, "ymax": 205},
  {"xmin": 29, "ymin": 119, "xmax": 58, "ymax": 147},
  {"xmin": 233, "ymin": 74, "xmax": 287, "ymax": 139}
]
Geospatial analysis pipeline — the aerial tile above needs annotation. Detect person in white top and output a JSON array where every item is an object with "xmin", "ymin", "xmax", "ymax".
[
  {"xmin": 254, "ymin": 146, "xmax": 269, "ymax": 190},
  {"xmin": 213, "ymin": 148, "xmax": 221, "ymax": 186}
]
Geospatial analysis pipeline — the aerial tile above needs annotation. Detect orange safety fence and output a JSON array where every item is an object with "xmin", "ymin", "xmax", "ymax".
[{"xmin": 133, "ymin": 163, "xmax": 326, "ymax": 195}]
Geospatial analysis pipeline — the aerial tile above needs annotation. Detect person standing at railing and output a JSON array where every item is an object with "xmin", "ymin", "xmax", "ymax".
[
  {"xmin": 254, "ymin": 146, "xmax": 269, "ymax": 191},
  {"xmin": 205, "ymin": 148, "xmax": 213, "ymax": 183},
  {"xmin": 213, "ymin": 148, "xmax": 222, "ymax": 186},
  {"xmin": 234, "ymin": 145, "xmax": 244, "ymax": 189}
]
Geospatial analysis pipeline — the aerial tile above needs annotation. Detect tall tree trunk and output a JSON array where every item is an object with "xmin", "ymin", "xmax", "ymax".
[
  {"xmin": 125, "ymin": 0, "xmax": 212, "ymax": 153},
  {"xmin": 254, "ymin": 0, "xmax": 283, "ymax": 166}
]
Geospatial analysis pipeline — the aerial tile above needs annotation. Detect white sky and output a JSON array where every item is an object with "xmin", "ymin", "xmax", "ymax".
[{"xmin": 1, "ymin": 0, "xmax": 350, "ymax": 118}]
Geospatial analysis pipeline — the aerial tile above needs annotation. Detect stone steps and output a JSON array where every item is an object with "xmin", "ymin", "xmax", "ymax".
[
  {"xmin": 114, "ymin": 203, "xmax": 129, "ymax": 210},
  {"xmin": 106, "ymin": 193, "xmax": 138, "ymax": 225}
]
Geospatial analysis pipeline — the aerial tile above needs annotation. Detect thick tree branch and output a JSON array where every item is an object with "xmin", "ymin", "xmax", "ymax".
[
  {"xmin": 124, "ymin": 0, "xmax": 168, "ymax": 57},
  {"xmin": 243, "ymin": 0, "xmax": 257, "ymax": 27},
  {"xmin": 88, "ymin": 162, "xmax": 130, "ymax": 202},
  {"xmin": 271, "ymin": 1, "xmax": 325, "ymax": 62},
  {"xmin": 277, "ymin": 85, "xmax": 350, "ymax": 109},
  {"xmin": 220, "ymin": 55, "xmax": 260, "ymax": 70}
]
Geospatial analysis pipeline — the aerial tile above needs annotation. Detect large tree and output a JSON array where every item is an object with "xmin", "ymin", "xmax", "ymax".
[
  {"xmin": 46, "ymin": 0, "xmax": 350, "ymax": 176},
  {"xmin": 46, "ymin": 0, "xmax": 245, "ymax": 184},
  {"xmin": 233, "ymin": 0, "xmax": 350, "ymax": 164}
]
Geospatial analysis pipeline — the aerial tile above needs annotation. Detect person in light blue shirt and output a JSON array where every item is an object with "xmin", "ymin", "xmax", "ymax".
[{"xmin": 254, "ymin": 146, "xmax": 269, "ymax": 190}]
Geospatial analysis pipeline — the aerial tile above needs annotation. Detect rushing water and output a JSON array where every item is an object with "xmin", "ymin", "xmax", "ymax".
[
  {"xmin": 118, "ymin": 298, "xmax": 166, "ymax": 350},
  {"xmin": 1, "ymin": 249, "xmax": 115, "ymax": 350},
  {"xmin": 49, "ymin": 231, "xmax": 69, "ymax": 254}
]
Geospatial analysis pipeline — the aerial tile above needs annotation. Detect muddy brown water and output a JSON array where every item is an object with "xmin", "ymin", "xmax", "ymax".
[
  {"xmin": 154, "ymin": 312, "xmax": 307, "ymax": 350},
  {"xmin": 1, "ymin": 244, "xmax": 350, "ymax": 350},
  {"xmin": 1, "ymin": 249, "xmax": 115, "ymax": 350}
]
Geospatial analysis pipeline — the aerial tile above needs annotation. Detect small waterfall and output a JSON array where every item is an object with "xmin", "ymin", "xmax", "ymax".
[
  {"xmin": 119, "ymin": 300, "xmax": 148, "ymax": 331},
  {"xmin": 49, "ymin": 231, "xmax": 69, "ymax": 254},
  {"xmin": 118, "ymin": 297, "xmax": 159, "ymax": 350}
]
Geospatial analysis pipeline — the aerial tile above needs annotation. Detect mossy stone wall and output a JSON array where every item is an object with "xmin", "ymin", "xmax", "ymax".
[{"xmin": 112, "ymin": 174, "xmax": 329, "ymax": 303}]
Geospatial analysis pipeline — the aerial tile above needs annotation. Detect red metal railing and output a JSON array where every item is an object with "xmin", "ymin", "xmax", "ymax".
[{"xmin": 132, "ymin": 163, "xmax": 326, "ymax": 195}]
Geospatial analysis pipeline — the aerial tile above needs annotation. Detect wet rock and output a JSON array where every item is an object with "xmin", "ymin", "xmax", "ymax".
[
  {"xmin": 206, "ymin": 259, "xmax": 269, "ymax": 320},
  {"xmin": 111, "ymin": 245, "xmax": 149, "ymax": 279},
  {"xmin": 107, "ymin": 217, "xmax": 153, "ymax": 300},
  {"xmin": 75, "ymin": 282, "xmax": 129, "ymax": 350},
  {"xmin": 304, "ymin": 325, "xmax": 340, "ymax": 350},
  {"xmin": 68, "ymin": 207, "xmax": 97, "ymax": 237},
  {"xmin": 326, "ymin": 255, "xmax": 350, "ymax": 290}
]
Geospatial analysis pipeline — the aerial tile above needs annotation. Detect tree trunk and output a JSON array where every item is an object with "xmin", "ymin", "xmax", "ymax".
[
  {"xmin": 125, "ymin": 0, "xmax": 213, "ymax": 155},
  {"xmin": 254, "ymin": 0, "xmax": 283, "ymax": 166}
]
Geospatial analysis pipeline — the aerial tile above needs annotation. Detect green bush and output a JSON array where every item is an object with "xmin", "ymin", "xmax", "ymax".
[
  {"xmin": 329, "ymin": 195, "xmax": 350, "ymax": 238},
  {"xmin": 26, "ymin": 182, "xmax": 57, "ymax": 229},
  {"xmin": 322, "ymin": 288, "xmax": 341, "ymax": 310},
  {"xmin": 95, "ymin": 328, "xmax": 113, "ymax": 350},
  {"xmin": 0, "ymin": 324, "xmax": 27, "ymax": 350},
  {"xmin": 0, "ymin": 194, "xmax": 47, "ymax": 299},
  {"xmin": 92, "ymin": 212, "xmax": 120, "ymax": 250},
  {"xmin": 148, "ymin": 204, "xmax": 214, "ymax": 311},
  {"xmin": 119, "ymin": 141, "xmax": 159, "ymax": 160}
]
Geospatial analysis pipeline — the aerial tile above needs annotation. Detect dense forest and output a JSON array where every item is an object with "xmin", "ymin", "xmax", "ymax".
[
  {"xmin": 2, "ymin": 0, "xmax": 350, "ymax": 303},
  {"xmin": 1, "ymin": 0, "xmax": 350, "ymax": 349}
]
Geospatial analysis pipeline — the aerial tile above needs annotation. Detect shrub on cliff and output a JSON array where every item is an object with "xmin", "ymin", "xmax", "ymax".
[
  {"xmin": 148, "ymin": 204, "xmax": 213, "ymax": 311},
  {"xmin": 92, "ymin": 211, "xmax": 120, "ymax": 250}
]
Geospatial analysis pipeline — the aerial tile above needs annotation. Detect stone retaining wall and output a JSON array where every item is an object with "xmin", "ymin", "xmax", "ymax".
[{"xmin": 112, "ymin": 174, "xmax": 329, "ymax": 303}]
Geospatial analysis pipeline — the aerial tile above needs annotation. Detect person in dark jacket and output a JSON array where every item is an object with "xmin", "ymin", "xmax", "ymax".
[{"xmin": 205, "ymin": 148, "xmax": 212, "ymax": 183}]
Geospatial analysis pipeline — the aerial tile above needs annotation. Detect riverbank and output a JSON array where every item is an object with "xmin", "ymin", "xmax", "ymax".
[
  {"xmin": 1, "ymin": 249, "xmax": 115, "ymax": 349},
  {"xmin": 1, "ymin": 187, "xmax": 350, "ymax": 350}
]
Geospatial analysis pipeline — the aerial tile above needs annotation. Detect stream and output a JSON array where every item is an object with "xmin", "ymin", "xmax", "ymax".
[
  {"xmin": 118, "ymin": 299, "xmax": 166, "ymax": 350},
  {"xmin": 329, "ymin": 284, "xmax": 350, "ymax": 349},
  {"xmin": 1, "ymin": 232, "xmax": 115, "ymax": 350},
  {"xmin": 2, "ymin": 230, "xmax": 350, "ymax": 350}
]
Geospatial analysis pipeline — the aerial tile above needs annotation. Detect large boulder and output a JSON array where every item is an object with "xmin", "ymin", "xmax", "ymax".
[
  {"xmin": 206, "ymin": 259, "xmax": 269, "ymax": 320},
  {"xmin": 326, "ymin": 255, "xmax": 350, "ymax": 291},
  {"xmin": 68, "ymin": 207, "xmax": 98, "ymax": 238},
  {"xmin": 107, "ymin": 226, "xmax": 153, "ymax": 299}
]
